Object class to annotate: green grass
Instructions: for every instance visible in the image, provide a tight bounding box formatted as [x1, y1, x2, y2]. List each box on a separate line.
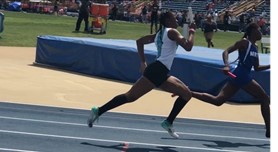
[0, 11, 247, 50]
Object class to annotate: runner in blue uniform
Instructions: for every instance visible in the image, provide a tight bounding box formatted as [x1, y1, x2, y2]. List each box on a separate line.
[191, 22, 270, 138]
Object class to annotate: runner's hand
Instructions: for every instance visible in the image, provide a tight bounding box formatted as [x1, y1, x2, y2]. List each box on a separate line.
[222, 66, 230, 75]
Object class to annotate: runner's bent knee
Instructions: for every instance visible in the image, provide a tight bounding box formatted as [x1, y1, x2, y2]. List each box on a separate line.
[215, 95, 226, 106]
[179, 86, 192, 101]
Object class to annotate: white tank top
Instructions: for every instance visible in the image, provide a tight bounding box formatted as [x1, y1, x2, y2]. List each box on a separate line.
[154, 27, 178, 70]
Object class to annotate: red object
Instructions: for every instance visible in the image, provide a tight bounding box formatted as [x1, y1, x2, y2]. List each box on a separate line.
[91, 4, 99, 16]
[99, 4, 109, 16]
[228, 71, 236, 78]
[91, 3, 109, 16]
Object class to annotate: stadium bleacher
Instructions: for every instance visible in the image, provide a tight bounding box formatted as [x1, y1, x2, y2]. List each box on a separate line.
[161, 0, 269, 18]
[160, 0, 270, 33]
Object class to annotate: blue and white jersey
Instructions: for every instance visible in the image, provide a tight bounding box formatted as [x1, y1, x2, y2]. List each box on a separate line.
[237, 41, 258, 71]
[154, 27, 178, 70]
[230, 41, 259, 87]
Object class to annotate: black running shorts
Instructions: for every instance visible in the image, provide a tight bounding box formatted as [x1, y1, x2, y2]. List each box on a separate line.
[143, 60, 170, 87]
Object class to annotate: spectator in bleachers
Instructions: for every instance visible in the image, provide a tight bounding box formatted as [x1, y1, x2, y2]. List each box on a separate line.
[194, 11, 202, 29]
[150, 0, 159, 34]
[182, 10, 188, 26]
[238, 13, 245, 33]
[265, 25, 270, 35]
[202, 14, 217, 48]
[111, 3, 118, 21]
[53, 0, 59, 16]
[245, 13, 252, 24]
[261, 9, 267, 18]
[117, 3, 125, 20]
[141, 5, 148, 23]
[176, 10, 183, 27]
[206, 2, 214, 13]
[257, 16, 266, 35]
[200, 13, 206, 30]
[248, 8, 256, 22]
[223, 11, 230, 31]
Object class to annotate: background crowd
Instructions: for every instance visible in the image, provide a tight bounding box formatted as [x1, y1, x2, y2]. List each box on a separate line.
[0, 0, 270, 35]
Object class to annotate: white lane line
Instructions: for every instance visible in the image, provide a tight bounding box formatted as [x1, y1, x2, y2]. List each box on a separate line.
[0, 116, 269, 141]
[0, 101, 265, 125]
[0, 105, 264, 131]
[0, 148, 39, 152]
[0, 129, 250, 152]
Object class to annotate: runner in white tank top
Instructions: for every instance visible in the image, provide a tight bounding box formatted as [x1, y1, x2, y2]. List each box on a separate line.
[155, 27, 178, 70]
[87, 11, 196, 139]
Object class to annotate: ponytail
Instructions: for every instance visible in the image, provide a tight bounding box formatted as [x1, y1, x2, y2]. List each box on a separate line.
[156, 11, 172, 54]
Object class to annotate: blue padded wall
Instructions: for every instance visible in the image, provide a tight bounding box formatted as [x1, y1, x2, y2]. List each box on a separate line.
[36, 35, 270, 103]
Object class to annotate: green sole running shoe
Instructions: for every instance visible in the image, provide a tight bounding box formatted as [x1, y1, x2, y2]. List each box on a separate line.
[161, 120, 179, 139]
[87, 107, 99, 128]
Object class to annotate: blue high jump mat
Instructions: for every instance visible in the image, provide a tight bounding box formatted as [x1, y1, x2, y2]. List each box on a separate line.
[35, 35, 270, 103]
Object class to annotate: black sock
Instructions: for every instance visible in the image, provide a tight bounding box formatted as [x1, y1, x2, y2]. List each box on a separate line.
[98, 94, 128, 116]
[166, 97, 189, 124]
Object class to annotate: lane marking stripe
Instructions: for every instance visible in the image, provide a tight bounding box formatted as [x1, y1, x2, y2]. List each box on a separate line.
[0, 116, 269, 141]
[0, 101, 264, 125]
[0, 148, 39, 152]
[0, 103, 265, 132]
[0, 129, 250, 152]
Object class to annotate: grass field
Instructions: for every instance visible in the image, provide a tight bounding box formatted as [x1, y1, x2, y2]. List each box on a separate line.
[0, 11, 258, 51]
